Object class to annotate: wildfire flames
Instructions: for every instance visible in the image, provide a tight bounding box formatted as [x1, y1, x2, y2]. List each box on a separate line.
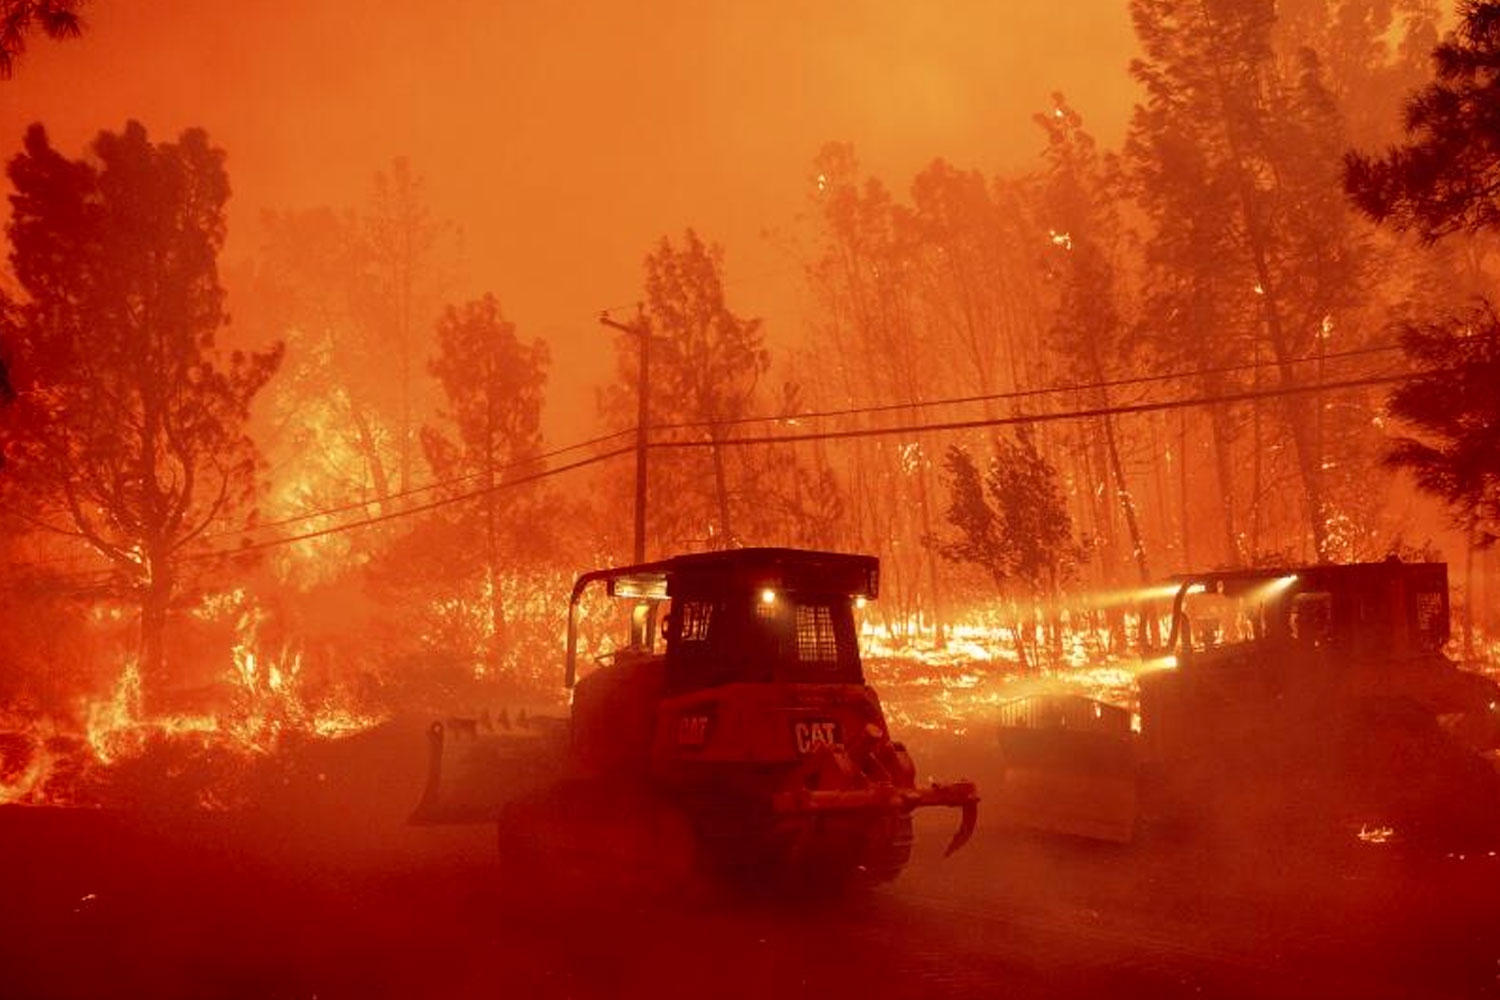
[4, 577, 1495, 813]
[862, 613, 1171, 736]
[0, 589, 386, 810]
[0, 586, 1152, 810]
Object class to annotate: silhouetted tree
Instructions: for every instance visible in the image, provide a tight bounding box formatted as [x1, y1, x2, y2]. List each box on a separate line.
[601, 230, 766, 552]
[1345, 2, 1500, 239]
[251, 206, 397, 523]
[0, 0, 82, 79]
[0, 0, 82, 441]
[366, 158, 442, 493]
[1382, 306, 1500, 546]
[0, 121, 281, 705]
[938, 436, 1078, 668]
[1346, 3, 1500, 659]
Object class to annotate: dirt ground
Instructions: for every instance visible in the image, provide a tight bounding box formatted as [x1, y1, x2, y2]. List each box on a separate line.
[2, 719, 1498, 1000]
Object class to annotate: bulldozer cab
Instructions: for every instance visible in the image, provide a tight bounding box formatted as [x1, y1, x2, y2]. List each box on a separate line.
[1164, 559, 1451, 665]
[566, 548, 879, 693]
[661, 590, 864, 693]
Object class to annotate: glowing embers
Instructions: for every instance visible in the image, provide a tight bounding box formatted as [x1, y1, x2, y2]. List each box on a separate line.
[0, 721, 62, 805]
[1356, 824, 1395, 845]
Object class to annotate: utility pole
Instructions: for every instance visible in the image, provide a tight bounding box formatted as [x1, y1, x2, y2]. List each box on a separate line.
[600, 305, 650, 565]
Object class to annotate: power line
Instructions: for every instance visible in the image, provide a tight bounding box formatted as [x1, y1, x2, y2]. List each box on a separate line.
[201, 426, 637, 540]
[53, 340, 1404, 551]
[179, 371, 1416, 559]
[0, 446, 636, 580]
[228, 341, 1399, 538]
[0, 426, 638, 567]
[644, 341, 1405, 433]
[0, 368, 1420, 574]
[180, 445, 637, 561]
[649, 371, 1412, 450]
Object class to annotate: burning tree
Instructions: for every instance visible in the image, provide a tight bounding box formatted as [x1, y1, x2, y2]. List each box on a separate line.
[0, 121, 282, 707]
[420, 293, 549, 669]
[366, 157, 443, 495]
[1126, 0, 1390, 565]
[806, 143, 963, 641]
[246, 161, 451, 582]
[1035, 94, 1154, 636]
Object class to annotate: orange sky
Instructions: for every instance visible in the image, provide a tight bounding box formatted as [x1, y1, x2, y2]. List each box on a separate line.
[1, 0, 1139, 440]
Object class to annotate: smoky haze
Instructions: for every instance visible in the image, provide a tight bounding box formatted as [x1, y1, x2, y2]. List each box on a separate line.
[0, 0, 1136, 440]
[9, 3, 1500, 998]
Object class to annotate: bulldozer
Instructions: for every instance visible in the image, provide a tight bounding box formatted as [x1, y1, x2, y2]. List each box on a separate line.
[994, 559, 1500, 846]
[412, 547, 978, 886]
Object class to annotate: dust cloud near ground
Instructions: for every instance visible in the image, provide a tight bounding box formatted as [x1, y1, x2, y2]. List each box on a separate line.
[2, 718, 1496, 1000]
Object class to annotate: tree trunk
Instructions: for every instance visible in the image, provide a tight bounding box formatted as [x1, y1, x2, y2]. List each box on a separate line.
[1010, 620, 1031, 674]
[709, 432, 734, 548]
[350, 403, 391, 505]
[1464, 530, 1476, 664]
[1179, 411, 1193, 569]
[1209, 403, 1242, 567]
[1102, 414, 1155, 648]
[139, 569, 172, 714]
[485, 478, 505, 672]
[913, 458, 947, 649]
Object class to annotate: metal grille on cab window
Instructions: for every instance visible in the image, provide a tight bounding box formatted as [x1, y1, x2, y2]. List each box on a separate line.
[795, 605, 839, 663]
[682, 602, 712, 641]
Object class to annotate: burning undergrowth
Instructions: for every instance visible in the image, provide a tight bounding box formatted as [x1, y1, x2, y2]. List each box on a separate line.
[6, 584, 1497, 816]
[859, 611, 1164, 737]
[0, 575, 626, 812]
[0, 588, 390, 811]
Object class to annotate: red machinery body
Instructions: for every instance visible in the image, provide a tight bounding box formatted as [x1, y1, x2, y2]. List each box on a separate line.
[415, 548, 977, 883]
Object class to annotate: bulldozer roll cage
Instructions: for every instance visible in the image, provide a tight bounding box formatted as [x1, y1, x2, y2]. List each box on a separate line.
[565, 548, 880, 688]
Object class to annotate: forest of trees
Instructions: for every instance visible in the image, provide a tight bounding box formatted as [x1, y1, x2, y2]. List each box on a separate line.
[3, 0, 1500, 713]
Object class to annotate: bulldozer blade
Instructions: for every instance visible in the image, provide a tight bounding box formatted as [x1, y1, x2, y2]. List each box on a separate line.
[995, 724, 1139, 843]
[990, 695, 1140, 843]
[409, 716, 567, 826]
[944, 798, 978, 857]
